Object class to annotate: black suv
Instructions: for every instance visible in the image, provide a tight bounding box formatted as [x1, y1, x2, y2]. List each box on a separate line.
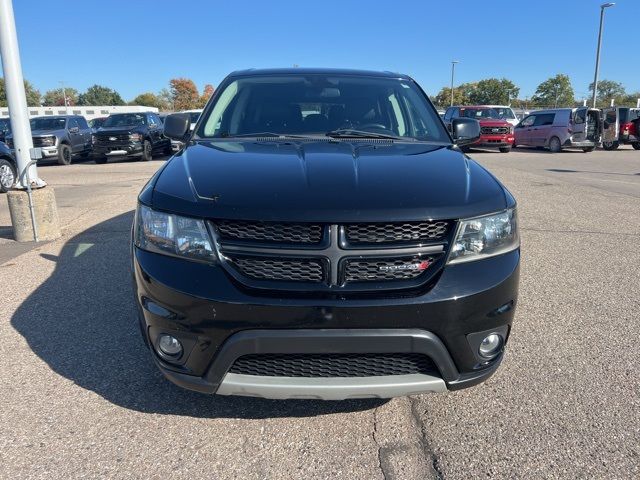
[132, 69, 520, 400]
[92, 112, 172, 164]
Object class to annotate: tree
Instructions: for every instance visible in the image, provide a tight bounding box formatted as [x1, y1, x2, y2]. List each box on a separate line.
[589, 79, 626, 107]
[0, 78, 41, 107]
[130, 92, 165, 109]
[77, 84, 125, 106]
[434, 82, 476, 107]
[532, 74, 575, 107]
[620, 91, 640, 107]
[199, 84, 215, 108]
[158, 88, 173, 111]
[169, 78, 200, 111]
[42, 87, 79, 106]
[468, 78, 519, 105]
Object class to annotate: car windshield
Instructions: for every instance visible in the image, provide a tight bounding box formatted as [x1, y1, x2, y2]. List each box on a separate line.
[0, 119, 10, 132]
[198, 74, 449, 142]
[91, 118, 106, 128]
[30, 118, 66, 130]
[459, 108, 515, 120]
[103, 114, 146, 127]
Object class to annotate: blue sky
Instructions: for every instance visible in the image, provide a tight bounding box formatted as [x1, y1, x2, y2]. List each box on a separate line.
[6, 0, 640, 101]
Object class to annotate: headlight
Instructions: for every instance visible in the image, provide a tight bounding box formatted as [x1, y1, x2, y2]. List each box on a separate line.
[134, 204, 216, 263]
[447, 208, 518, 264]
[129, 133, 141, 141]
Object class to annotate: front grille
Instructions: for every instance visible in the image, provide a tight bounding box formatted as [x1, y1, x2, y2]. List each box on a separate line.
[481, 126, 510, 135]
[343, 256, 436, 283]
[229, 353, 438, 377]
[345, 221, 449, 245]
[227, 256, 325, 283]
[217, 221, 323, 244]
[95, 133, 130, 143]
[32, 137, 55, 147]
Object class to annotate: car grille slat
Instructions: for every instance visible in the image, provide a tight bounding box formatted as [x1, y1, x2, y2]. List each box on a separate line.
[480, 126, 510, 135]
[217, 221, 323, 244]
[343, 256, 436, 283]
[227, 256, 324, 283]
[229, 353, 438, 377]
[345, 221, 449, 245]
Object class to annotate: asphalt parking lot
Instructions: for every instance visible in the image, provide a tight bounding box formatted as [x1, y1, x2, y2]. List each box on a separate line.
[1, 147, 639, 479]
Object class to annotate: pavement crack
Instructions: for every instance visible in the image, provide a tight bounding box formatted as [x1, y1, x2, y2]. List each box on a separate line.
[372, 405, 389, 480]
[408, 397, 444, 480]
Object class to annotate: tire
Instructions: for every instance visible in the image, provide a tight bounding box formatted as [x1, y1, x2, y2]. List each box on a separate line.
[58, 143, 72, 165]
[94, 156, 107, 165]
[0, 158, 16, 193]
[141, 140, 152, 161]
[632, 142, 640, 150]
[548, 136, 562, 153]
[582, 147, 595, 153]
[499, 146, 511, 153]
[602, 141, 619, 151]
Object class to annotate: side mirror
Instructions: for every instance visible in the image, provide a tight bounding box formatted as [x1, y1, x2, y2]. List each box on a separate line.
[451, 118, 481, 146]
[69, 126, 79, 134]
[163, 113, 190, 141]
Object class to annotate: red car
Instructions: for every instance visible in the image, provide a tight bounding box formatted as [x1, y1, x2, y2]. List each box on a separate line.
[602, 107, 640, 150]
[443, 106, 515, 153]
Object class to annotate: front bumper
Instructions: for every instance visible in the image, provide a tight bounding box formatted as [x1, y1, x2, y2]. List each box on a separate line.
[133, 247, 520, 399]
[93, 141, 143, 157]
[473, 134, 514, 149]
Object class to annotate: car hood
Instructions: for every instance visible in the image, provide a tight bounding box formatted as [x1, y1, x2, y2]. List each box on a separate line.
[477, 119, 512, 127]
[31, 129, 63, 137]
[96, 126, 140, 135]
[150, 140, 508, 222]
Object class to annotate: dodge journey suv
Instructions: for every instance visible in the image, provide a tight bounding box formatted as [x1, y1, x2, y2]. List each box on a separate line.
[132, 68, 520, 400]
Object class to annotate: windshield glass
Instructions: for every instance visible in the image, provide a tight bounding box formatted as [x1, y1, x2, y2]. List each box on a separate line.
[198, 74, 448, 142]
[459, 107, 515, 120]
[103, 114, 146, 127]
[0, 118, 10, 132]
[30, 118, 66, 130]
[91, 118, 106, 128]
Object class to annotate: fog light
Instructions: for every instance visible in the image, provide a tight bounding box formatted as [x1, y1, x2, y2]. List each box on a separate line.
[478, 333, 503, 358]
[158, 334, 183, 357]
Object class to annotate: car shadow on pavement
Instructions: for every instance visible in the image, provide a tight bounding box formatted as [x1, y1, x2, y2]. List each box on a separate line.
[11, 211, 385, 419]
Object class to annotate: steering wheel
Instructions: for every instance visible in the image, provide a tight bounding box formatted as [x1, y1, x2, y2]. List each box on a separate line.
[357, 123, 392, 132]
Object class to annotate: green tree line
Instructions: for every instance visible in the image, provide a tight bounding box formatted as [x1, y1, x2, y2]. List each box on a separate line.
[0, 78, 215, 111]
[433, 74, 640, 109]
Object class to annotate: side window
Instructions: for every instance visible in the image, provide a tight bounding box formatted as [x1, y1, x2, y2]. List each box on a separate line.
[605, 109, 617, 124]
[147, 115, 156, 127]
[76, 117, 89, 129]
[533, 114, 555, 126]
[451, 107, 459, 118]
[68, 118, 79, 130]
[520, 115, 535, 127]
[153, 114, 162, 126]
[573, 109, 586, 125]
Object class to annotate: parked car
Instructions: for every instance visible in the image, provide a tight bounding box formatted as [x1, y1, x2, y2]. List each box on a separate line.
[88, 117, 107, 133]
[0, 117, 11, 144]
[171, 109, 203, 152]
[92, 112, 172, 164]
[133, 68, 520, 400]
[513, 108, 601, 153]
[601, 107, 640, 150]
[6, 115, 93, 165]
[443, 106, 515, 152]
[0, 141, 17, 193]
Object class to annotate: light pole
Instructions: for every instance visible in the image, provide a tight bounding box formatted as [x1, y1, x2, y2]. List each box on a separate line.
[450, 60, 459, 107]
[59, 80, 68, 107]
[591, 2, 615, 108]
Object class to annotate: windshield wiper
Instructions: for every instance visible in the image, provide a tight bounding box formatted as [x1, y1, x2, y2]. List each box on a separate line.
[325, 129, 410, 140]
[219, 132, 313, 139]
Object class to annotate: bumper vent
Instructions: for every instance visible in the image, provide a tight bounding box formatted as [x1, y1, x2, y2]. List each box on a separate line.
[345, 221, 449, 245]
[217, 221, 323, 244]
[227, 256, 325, 283]
[229, 353, 438, 377]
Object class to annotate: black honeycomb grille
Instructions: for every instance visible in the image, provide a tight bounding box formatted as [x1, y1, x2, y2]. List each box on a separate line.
[344, 256, 436, 282]
[229, 353, 438, 377]
[345, 222, 450, 245]
[217, 221, 323, 244]
[227, 256, 324, 283]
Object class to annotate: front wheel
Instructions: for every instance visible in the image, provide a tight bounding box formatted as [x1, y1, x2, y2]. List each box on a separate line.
[0, 158, 16, 193]
[632, 142, 640, 150]
[548, 136, 562, 153]
[499, 146, 511, 153]
[58, 143, 72, 165]
[582, 147, 595, 153]
[602, 141, 619, 151]
[141, 140, 152, 161]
